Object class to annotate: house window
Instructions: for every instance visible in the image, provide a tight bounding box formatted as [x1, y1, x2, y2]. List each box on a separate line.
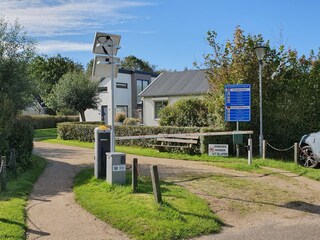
[154, 101, 168, 119]
[98, 86, 108, 92]
[116, 82, 128, 89]
[137, 79, 149, 104]
[116, 105, 128, 117]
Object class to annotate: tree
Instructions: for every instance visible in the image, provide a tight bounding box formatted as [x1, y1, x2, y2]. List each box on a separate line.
[48, 71, 99, 121]
[121, 55, 156, 73]
[199, 27, 320, 152]
[0, 17, 35, 153]
[29, 54, 83, 102]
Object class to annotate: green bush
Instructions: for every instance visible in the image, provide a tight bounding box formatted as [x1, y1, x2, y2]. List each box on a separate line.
[123, 118, 139, 125]
[8, 120, 34, 172]
[19, 115, 79, 129]
[115, 113, 126, 123]
[159, 98, 214, 127]
[57, 123, 236, 154]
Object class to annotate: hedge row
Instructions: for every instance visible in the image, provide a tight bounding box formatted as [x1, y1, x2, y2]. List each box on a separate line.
[57, 123, 236, 154]
[19, 115, 79, 129]
[0, 119, 34, 173]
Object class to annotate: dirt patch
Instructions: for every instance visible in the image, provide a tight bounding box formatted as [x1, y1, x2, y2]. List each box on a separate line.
[126, 154, 320, 239]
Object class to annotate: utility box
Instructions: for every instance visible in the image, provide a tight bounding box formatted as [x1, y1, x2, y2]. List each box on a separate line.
[94, 126, 111, 179]
[106, 152, 126, 185]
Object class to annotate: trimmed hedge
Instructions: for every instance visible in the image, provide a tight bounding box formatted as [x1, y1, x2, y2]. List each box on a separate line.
[57, 123, 237, 154]
[19, 115, 79, 129]
[0, 118, 34, 174]
[9, 120, 34, 172]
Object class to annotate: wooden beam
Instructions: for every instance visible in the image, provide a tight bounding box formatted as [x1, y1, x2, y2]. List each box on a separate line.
[150, 165, 162, 205]
[116, 130, 254, 141]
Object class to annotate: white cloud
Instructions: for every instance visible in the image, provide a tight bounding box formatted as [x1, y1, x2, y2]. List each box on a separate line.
[0, 0, 153, 36]
[36, 40, 92, 53]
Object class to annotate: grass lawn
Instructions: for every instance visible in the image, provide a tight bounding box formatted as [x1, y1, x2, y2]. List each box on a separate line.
[0, 155, 47, 240]
[34, 128, 57, 141]
[74, 168, 222, 240]
[34, 128, 320, 181]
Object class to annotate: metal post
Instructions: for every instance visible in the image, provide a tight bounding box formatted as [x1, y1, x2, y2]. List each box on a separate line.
[236, 122, 240, 158]
[259, 60, 263, 158]
[248, 137, 252, 165]
[110, 41, 115, 153]
[262, 139, 266, 159]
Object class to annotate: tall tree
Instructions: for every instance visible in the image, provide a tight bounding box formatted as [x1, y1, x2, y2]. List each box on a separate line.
[48, 71, 99, 121]
[0, 17, 35, 153]
[29, 54, 83, 102]
[199, 27, 320, 150]
[121, 55, 156, 73]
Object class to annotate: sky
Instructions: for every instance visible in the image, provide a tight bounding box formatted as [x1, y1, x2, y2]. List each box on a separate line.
[1, 0, 320, 71]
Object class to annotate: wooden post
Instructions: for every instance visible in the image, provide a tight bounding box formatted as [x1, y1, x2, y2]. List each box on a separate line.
[0, 156, 6, 191]
[248, 137, 252, 165]
[132, 158, 138, 193]
[262, 140, 266, 159]
[150, 165, 162, 204]
[294, 143, 299, 164]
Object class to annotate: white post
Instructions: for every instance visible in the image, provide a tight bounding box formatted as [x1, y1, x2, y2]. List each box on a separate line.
[262, 139, 266, 159]
[248, 137, 252, 165]
[236, 121, 240, 158]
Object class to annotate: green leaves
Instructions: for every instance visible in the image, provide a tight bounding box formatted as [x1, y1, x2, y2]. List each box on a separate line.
[48, 71, 99, 121]
[201, 26, 320, 152]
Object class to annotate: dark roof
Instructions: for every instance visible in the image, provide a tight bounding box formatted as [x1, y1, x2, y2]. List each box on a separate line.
[118, 68, 159, 77]
[139, 70, 208, 97]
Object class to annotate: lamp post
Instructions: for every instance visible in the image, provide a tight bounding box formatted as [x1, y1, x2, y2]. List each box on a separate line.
[254, 46, 267, 158]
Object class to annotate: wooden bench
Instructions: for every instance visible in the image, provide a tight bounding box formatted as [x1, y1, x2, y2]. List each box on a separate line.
[152, 135, 199, 153]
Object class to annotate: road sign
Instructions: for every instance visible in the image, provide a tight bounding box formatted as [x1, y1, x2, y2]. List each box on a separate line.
[208, 144, 229, 156]
[225, 84, 251, 122]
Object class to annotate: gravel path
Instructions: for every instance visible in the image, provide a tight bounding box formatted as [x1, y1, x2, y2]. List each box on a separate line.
[27, 142, 129, 240]
[27, 142, 320, 240]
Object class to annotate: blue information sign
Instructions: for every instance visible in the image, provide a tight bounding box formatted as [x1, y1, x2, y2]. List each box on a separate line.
[225, 84, 251, 122]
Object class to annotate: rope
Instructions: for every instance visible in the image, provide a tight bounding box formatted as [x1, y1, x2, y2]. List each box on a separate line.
[266, 141, 294, 152]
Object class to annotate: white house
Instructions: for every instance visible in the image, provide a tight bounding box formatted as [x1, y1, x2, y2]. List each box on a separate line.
[139, 70, 209, 126]
[84, 69, 158, 123]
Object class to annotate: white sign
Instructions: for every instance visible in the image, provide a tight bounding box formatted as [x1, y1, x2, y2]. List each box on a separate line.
[208, 144, 229, 156]
[112, 164, 126, 172]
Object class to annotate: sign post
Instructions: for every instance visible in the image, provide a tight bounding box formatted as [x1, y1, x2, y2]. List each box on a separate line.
[225, 84, 251, 122]
[225, 84, 251, 159]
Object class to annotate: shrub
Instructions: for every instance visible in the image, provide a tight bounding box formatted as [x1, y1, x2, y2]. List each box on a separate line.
[115, 113, 126, 123]
[159, 98, 214, 127]
[8, 120, 34, 172]
[19, 115, 79, 129]
[123, 118, 140, 125]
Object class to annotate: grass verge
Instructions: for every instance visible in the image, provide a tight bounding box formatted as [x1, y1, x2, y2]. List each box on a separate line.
[34, 128, 320, 181]
[74, 168, 221, 240]
[0, 155, 47, 240]
[34, 128, 57, 141]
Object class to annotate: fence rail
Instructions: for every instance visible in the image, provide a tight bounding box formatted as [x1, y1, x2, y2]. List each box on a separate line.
[263, 140, 299, 164]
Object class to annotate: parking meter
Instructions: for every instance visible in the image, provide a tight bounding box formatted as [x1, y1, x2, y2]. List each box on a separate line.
[94, 126, 111, 179]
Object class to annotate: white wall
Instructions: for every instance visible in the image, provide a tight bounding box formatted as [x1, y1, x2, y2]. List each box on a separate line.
[84, 73, 132, 123]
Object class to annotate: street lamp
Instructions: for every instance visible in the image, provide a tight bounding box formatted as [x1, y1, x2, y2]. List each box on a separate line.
[254, 46, 267, 158]
[92, 32, 121, 153]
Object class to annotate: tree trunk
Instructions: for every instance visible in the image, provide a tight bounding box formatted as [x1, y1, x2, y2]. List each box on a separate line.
[80, 110, 86, 122]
